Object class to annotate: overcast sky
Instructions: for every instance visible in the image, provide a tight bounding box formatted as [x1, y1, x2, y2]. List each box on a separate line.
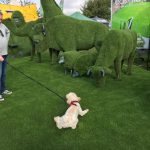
[56, 0, 87, 15]
[10, 0, 88, 15]
[36, 0, 87, 15]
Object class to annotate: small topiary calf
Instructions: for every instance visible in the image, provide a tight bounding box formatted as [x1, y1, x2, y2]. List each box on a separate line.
[61, 48, 98, 76]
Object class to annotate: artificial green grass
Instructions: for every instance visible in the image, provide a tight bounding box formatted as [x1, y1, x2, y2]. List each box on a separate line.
[112, 2, 150, 37]
[0, 53, 150, 150]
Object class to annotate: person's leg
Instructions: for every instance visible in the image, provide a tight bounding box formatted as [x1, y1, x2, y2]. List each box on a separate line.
[1, 55, 12, 95]
[1, 55, 7, 93]
[0, 61, 4, 101]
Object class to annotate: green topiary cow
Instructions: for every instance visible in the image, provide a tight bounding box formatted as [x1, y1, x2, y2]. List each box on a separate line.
[33, 15, 109, 64]
[61, 48, 98, 77]
[88, 29, 137, 86]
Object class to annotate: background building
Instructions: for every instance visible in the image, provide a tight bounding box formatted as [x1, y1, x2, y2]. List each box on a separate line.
[0, 3, 38, 22]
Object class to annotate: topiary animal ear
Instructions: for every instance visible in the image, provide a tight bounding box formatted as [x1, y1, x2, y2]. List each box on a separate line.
[33, 23, 42, 32]
[104, 67, 112, 74]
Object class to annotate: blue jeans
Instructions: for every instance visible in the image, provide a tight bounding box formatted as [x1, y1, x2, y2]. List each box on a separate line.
[0, 55, 7, 94]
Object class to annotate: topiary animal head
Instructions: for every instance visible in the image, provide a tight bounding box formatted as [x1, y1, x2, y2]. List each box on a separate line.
[33, 23, 45, 33]
[11, 11, 25, 27]
[32, 23, 46, 43]
[87, 66, 112, 86]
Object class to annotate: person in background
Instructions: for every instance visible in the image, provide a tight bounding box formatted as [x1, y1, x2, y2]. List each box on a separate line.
[0, 11, 12, 102]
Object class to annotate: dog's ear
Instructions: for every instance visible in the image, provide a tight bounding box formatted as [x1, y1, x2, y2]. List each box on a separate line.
[66, 99, 70, 104]
[66, 93, 71, 100]
[67, 97, 73, 104]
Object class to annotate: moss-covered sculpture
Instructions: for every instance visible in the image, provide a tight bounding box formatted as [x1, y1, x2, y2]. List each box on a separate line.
[33, 15, 108, 63]
[62, 48, 98, 76]
[9, 33, 33, 56]
[41, 0, 63, 20]
[3, 15, 33, 57]
[6, 0, 108, 64]
[5, 11, 44, 60]
[7, 0, 64, 62]
[11, 11, 26, 27]
[9, 0, 62, 32]
[88, 29, 137, 86]
[33, 0, 64, 62]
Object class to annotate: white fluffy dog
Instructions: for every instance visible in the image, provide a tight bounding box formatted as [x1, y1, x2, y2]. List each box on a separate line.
[54, 92, 89, 129]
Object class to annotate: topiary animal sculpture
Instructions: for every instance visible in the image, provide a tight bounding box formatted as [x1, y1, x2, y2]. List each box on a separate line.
[41, 0, 64, 20]
[11, 11, 26, 28]
[32, 15, 109, 64]
[61, 48, 98, 77]
[3, 12, 34, 57]
[88, 29, 137, 86]
[7, 13, 45, 61]
[9, 33, 33, 57]
[7, 0, 64, 62]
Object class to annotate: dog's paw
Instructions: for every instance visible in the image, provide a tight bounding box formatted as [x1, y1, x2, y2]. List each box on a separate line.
[86, 109, 89, 113]
[54, 116, 59, 122]
[71, 126, 77, 129]
[57, 125, 63, 129]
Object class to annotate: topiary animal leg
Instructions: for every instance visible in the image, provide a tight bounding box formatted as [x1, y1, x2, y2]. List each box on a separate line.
[65, 68, 67, 75]
[147, 50, 150, 70]
[127, 53, 135, 75]
[121, 60, 124, 70]
[114, 58, 122, 80]
[30, 44, 36, 61]
[49, 48, 53, 62]
[95, 41, 102, 52]
[37, 52, 42, 63]
[51, 49, 59, 64]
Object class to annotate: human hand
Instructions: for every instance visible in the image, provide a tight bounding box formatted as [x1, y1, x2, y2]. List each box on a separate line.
[0, 55, 4, 62]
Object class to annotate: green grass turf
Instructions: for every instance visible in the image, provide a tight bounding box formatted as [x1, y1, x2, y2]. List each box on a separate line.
[112, 2, 150, 37]
[0, 53, 150, 150]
